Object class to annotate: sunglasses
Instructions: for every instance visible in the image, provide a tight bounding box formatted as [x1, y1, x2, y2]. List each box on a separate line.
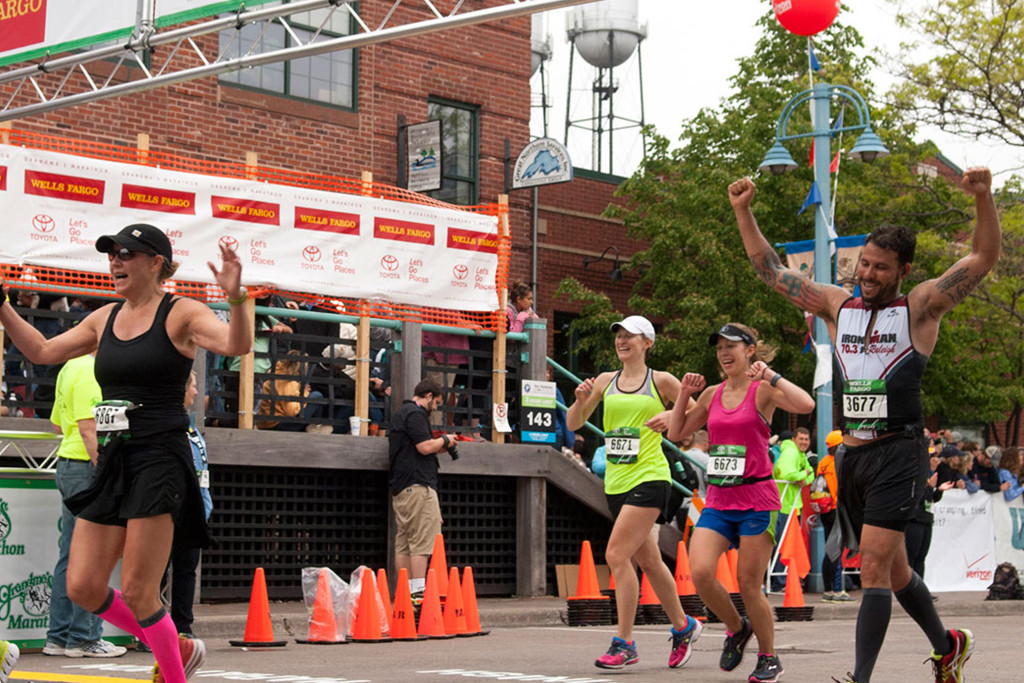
[107, 247, 154, 262]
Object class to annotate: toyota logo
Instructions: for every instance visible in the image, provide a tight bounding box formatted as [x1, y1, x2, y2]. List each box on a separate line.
[380, 254, 400, 271]
[218, 235, 239, 251]
[452, 263, 469, 280]
[32, 214, 55, 233]
[302, 245, 322, 262]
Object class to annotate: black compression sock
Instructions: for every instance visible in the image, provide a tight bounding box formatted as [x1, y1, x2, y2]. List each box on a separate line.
[894, 572, 950, 654]
[852, 588, 891, 683]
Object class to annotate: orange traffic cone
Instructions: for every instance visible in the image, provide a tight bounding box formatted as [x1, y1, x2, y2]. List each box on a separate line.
[428, 534, 449, 598]
[674, 541, 696, 596]
[229, 567, 287, 647]
[351, 567, 389, 642]
[608, 570, 616, 592]
[639, 571, 659, 605]
[783, 563, 805, 607]
[417, 568, 453, 639]
[376, 568, 393, 633]
[295, 568, 344, 644]
[461, 567, 488, 637]
[443, 567, 468, 636]
[569, 540, 607, 600]
[390, 569, 423, 641]
[716, 552, 739, 593]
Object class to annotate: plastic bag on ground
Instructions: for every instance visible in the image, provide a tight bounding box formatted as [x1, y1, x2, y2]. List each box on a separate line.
[300, 566, 350, 640]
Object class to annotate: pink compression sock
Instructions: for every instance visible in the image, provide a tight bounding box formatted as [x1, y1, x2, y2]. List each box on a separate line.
[140, 610, 184, 683]
[94, 588, 145, 640]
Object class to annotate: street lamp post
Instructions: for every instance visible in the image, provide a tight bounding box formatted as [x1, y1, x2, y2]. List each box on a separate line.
[759, 81, 889, 460]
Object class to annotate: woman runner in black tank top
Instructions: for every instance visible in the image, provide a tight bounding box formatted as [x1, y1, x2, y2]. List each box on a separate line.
[0, 223, 251, 683]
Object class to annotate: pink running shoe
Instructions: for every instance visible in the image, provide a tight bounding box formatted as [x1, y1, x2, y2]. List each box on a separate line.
[595, 637, 638, 669]
[668, 616, 703, 668]
[151, 635, 206, 683]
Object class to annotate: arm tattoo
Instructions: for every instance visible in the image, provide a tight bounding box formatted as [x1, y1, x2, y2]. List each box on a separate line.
[779, 272, 826, 311]
[750, 248, 782, 286]
[937, 267, 983, 305]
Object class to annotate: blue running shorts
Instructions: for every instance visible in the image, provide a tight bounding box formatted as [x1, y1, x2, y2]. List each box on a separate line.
[695, 507, 777, 548]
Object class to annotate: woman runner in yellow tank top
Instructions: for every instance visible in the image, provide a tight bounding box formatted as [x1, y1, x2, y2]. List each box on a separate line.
[567, 315, 702, 671]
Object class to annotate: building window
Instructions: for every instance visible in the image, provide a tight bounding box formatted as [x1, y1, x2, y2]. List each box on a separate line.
[219, 1, 355, 109]
[428, 99, 479, 205]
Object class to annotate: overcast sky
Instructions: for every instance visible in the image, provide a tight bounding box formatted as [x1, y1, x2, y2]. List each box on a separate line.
[528, 0, 1019, 186]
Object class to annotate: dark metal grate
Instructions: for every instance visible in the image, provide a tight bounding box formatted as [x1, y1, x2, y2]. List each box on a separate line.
[437, 475, 518, 596]
[203, 468, 521, 599]
[546, 485, 612, 591]
[202, 466, 390, 600]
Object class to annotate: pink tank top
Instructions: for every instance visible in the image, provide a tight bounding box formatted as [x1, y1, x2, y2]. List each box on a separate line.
[705, 381, 781, 512]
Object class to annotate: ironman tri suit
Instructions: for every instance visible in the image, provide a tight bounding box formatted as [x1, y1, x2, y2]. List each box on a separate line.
[602, 369, 672, 519]
[832, 295, 930, 534]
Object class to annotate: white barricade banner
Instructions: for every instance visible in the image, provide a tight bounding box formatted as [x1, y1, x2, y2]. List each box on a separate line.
[990, 491, 1024, 572]
[0, 145, 500, 311]
[924, 489, 996, 592]
[0, 475, 127, 646]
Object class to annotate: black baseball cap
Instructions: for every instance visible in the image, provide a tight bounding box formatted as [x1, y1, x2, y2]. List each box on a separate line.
[95, 224, 173, 264]
[708, 323, 756, 347]
[940, 444, 965, 459]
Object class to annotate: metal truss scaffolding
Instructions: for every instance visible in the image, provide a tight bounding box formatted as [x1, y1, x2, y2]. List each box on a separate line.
[0, 0, 593, 122]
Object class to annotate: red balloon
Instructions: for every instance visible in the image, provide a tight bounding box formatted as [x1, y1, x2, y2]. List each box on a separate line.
[773, 0, 841, 37]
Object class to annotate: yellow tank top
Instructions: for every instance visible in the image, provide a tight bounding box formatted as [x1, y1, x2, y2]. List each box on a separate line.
[602, 368, 670, 495]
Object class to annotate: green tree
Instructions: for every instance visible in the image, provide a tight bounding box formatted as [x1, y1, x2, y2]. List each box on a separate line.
[911, 187, 1024, 446]
[888, 0, 1024, 154]
[556, 11, 991, 432]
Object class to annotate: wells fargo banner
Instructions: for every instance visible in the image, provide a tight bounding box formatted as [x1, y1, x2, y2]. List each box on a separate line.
[0, 0, 278, 67]
[924, 489, 997, 592]
[0, 145, 501, 311]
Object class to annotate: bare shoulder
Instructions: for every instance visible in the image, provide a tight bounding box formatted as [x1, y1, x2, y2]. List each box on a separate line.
[652, 369, 681, 388]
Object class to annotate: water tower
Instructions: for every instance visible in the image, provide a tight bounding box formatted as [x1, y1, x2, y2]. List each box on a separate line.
[531, 12, 553, 137]
[564, 0, 647, 175]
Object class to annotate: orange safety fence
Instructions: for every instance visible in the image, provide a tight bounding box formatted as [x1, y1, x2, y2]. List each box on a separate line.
[0, 129, 510, 332]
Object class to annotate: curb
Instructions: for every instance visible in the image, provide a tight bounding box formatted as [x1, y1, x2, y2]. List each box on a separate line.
[191, 593, 1022, 638]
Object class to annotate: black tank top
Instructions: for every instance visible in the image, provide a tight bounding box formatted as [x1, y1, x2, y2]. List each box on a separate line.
[94, 293, 192, 439]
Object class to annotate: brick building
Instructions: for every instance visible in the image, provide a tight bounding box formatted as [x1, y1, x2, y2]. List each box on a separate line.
[2, 0, 636, 371]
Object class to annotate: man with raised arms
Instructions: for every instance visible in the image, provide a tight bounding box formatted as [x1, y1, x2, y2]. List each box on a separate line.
[727, 167, 1000, 683]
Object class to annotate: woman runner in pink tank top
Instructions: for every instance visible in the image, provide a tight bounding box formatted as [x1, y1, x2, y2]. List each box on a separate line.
[668, 323, 813, 683]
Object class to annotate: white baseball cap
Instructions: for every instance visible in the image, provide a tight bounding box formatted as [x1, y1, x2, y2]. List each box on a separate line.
[610, 315, 655, 341]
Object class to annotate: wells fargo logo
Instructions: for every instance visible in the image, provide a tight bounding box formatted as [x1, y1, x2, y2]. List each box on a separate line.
[0, 0, 46, 55]
[0, 572, 52, 629]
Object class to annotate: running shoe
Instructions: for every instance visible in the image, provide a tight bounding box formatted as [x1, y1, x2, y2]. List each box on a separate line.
[65, 640, 127, 658]
[41, 641, 66, 656]
[151, 635, 207, 683]
[1, 641, 19, 683]
[720, 616, 754, 671]
[831, 675, 857, 682]
[831, 591, 855, 603]
[595, 637, 639, 669]
[668, 616, 703, 668]
[748, 653, 783, 682]
[821, 591, 835, 602]
[929, 628, 973, 683]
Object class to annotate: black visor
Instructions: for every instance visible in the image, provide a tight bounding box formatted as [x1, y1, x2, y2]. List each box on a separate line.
[708, 324, 756, 347]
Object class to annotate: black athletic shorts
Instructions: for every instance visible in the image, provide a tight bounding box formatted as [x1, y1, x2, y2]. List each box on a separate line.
[76, 433, 190, 526]
[839, 429, 929, 535]
[606, 480, 672, 524]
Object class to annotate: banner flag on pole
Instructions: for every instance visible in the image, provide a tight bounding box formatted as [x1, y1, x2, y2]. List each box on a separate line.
[797, 182, 821, 216]
[829, 151, 840, 174]
[808, 40, 822, 73]
[831, 109, 844, 135]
